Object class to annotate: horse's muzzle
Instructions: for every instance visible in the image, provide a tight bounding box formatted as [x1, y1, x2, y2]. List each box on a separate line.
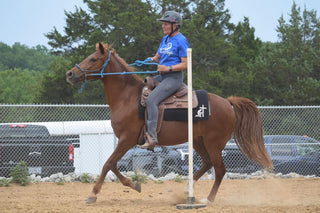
[66, 70, 79, 85]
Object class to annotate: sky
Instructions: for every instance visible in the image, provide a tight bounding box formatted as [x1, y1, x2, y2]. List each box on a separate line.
[0, 0, 319, 48]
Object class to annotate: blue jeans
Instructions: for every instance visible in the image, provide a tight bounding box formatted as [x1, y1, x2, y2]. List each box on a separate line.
[146, 73, 183, 141]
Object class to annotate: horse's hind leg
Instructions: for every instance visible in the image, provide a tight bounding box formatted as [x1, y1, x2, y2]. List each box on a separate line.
[184, 137, 212, 193]
[205, 146, 226, 203]
[193, 137, 212, 181]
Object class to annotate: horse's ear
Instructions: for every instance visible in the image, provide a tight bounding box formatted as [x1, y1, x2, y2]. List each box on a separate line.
[96, 43, 105, 54]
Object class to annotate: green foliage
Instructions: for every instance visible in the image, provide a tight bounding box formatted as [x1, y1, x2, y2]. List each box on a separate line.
[0, 42, 56, 71]
[9, 161, 30, 186]
[0, 0, 319, 105]
[260, 107, 320, 140]
[0, 42, 56, 104]
[56, 179, 65, 185]
[174, 175, 184, 183]
[79, 173, 95, 183]
[0, 69, 42, 103]
[279, 113, 307, 135]
[35, 57, 76, 104]
[0, 178, 10, 187]
[230, 17, 262, 62]
[153, 180, 164, 184]
[130, 171, 148, 183]
[251, 3, 320, 105]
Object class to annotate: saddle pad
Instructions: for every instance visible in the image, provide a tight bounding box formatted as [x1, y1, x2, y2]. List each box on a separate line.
[139, 90, 209, 121]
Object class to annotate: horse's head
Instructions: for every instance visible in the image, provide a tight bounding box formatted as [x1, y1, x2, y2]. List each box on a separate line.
[66, 43, 111, 85]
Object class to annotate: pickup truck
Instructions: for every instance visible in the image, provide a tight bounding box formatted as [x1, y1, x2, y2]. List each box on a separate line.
[222, 135, 320, 176]
[0, 124, 77, 177]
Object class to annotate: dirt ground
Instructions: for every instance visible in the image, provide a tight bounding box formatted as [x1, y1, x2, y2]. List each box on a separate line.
[0, 178, 319, 213]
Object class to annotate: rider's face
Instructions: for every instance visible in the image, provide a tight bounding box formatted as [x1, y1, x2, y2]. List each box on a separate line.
[162, 22, 177, 35]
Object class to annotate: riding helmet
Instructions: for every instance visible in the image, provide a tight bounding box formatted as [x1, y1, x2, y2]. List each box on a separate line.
[159, 11, 182, 27]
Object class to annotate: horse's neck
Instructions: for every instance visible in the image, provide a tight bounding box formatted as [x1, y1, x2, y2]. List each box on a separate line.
[103, 77, 141, 107]
[102, 60, 142, 112]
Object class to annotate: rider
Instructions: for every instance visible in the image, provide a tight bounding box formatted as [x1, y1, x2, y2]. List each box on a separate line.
[140, 11, 190, 150]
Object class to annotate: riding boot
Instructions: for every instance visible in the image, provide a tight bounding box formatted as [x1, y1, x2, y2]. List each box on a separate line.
[140, 121, 158, 151]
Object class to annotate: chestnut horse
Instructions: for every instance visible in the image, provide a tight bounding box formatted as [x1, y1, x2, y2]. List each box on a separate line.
[66, 43, 273, 204]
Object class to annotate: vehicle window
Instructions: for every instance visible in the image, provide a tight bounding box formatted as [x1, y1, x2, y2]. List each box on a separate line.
[270, 137, 293, 156]
[0, 125, 50, 138]
[295, 137, 320, 156]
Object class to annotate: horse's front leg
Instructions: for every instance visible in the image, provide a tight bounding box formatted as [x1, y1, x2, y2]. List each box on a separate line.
[87, 142, 133, 204]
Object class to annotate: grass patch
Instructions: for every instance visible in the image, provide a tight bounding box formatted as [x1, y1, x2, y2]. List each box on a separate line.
[0, 178, 10, 187]
[174, 175, 185, 183]
[79, 173, 95, 183]
[56, 179, 65, 185]
[130, 171, 148, 184]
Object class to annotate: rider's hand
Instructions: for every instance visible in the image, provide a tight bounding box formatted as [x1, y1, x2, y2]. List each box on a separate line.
[157, 65, 170, 74]
[144, 57, 152, 63]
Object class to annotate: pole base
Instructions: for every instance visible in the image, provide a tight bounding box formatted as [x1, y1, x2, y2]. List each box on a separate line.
[176, 197, 206, 210]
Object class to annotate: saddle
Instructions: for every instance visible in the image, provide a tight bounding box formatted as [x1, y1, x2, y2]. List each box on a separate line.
[138, 76, 198, 145]
[141, 76, 198, 110]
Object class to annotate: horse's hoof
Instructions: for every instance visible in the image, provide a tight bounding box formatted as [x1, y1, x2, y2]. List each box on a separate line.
[135, 182, 141, 193]
[200, 198, 213, 205]
[86, 196, 97, 204]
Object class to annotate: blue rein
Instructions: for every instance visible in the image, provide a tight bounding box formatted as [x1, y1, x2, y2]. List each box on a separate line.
[76, 51, 158, 93]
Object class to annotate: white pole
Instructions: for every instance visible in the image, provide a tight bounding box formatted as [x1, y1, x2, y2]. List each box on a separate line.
[187, 48, 193, 200]
[176, 48, 206, 209]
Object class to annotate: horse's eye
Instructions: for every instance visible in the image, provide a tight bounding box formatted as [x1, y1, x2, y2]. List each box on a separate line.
[90, 58, 97, 62]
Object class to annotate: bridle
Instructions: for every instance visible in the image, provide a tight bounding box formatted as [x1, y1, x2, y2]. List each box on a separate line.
[75, 50, 112, 79]
[74, 50, 158, 93]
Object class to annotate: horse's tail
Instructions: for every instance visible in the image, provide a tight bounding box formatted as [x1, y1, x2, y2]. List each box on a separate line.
[227, 96, 273, 169]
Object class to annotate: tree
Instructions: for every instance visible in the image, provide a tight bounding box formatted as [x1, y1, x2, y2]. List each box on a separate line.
[0, 69, 42, 103]
[0, 42, 56, 72]
[35, 57, 76, 104]
[44, 0, 163, 103]
[251, 2, 320, 105]
[44, 0, 265, 103]
[46, 0, 159, 60]
[230, 17, 262, 62]
[181, 0, 259, 98]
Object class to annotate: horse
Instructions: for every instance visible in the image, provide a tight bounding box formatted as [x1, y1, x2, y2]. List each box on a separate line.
[66, 42, 273, 204]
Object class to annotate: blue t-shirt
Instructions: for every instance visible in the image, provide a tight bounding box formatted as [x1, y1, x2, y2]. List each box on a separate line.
[157, 33, 189, 67]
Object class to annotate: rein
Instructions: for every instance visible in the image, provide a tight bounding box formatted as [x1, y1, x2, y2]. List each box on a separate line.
[76, 51, 158, 93]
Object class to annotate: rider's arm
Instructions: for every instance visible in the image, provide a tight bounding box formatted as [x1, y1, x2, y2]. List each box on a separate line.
[158, 57, 187, 73]
[151, 53, 160, 63]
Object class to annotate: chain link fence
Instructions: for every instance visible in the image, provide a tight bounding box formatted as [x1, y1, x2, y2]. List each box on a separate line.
[0, 104, 319, 178]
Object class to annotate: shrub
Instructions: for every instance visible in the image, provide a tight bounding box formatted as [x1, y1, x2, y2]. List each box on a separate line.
[174, 175, 185, 183]
[0, 178, 10, 187]
[56, 179, 65, 185]
[130, 171, 148, 184]
[9, 161, 30, 186]
[80, 173, 95, 183]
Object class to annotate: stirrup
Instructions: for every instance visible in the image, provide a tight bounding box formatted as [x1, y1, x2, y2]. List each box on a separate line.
[139, 132, 157, 152]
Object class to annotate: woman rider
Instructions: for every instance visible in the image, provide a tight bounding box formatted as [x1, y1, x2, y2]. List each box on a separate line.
[140, 11, 190, 150]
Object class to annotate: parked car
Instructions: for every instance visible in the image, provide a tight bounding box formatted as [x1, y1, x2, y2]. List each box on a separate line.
[222, 140, 261, 173]
[0, 124, 77, 177]
[222, 135, 320, 176]
[118, 143, 202, 177]
[265, 135, 320, 176]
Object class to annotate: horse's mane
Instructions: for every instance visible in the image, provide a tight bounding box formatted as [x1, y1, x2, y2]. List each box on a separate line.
[109, 48, 143, 85]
